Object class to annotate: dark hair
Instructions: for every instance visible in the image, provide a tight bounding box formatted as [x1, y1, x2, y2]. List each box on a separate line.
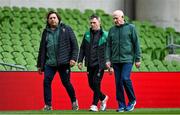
[46, 11, 61, 26]
[89, 14, 101, 21]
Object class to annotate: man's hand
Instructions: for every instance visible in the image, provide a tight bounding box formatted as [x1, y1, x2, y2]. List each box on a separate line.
[106, 61, 111, 69]
[108, 67, 114, 75]
[70, 60, 76, 67]
[38, 68, 43, 75]
[135, 61, 141, 68]
[78, 63, 83, 70]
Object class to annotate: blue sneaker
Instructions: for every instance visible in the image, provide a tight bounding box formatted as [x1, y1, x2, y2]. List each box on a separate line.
[116, 107, 125, 112]
[126, 101, 136, 112]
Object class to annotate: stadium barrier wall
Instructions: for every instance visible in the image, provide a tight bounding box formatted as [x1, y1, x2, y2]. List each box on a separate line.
[0, 72, 180, 110]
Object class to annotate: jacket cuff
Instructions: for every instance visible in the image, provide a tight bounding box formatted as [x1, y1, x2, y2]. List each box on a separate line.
[135, 58, 140, 62]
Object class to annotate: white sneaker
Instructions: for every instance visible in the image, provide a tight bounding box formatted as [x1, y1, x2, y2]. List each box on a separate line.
[89, 105, 98, 112]
[100, 95, 109, 111]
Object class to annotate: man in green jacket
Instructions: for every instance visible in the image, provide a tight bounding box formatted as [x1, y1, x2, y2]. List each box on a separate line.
[37, 11, 79, 111]
[106, 10, 141, 112]
[78, 14, 108, 112]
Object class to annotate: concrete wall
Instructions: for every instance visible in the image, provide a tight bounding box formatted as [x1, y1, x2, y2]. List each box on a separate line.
[0, 0, 124, 14]
[136, 0, 180, 31]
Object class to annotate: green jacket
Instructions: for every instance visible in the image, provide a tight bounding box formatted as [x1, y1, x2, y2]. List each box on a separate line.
[106, 23, 141, 63]
[78, 29, 108, 69]
[45, 25, 60, 66]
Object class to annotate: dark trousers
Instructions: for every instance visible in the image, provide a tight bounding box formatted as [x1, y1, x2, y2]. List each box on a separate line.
[44, 64, 76, 106]
[113, 63, 136, 107]
[87, 65, 106, 106]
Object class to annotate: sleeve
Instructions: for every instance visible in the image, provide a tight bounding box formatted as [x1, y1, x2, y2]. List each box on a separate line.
[77, 34, 86, 63]
[37, 30, 46, 68]
[105, 29, 112, 62]
[131, 25, 141, 62]
[68, 26, 79, 61]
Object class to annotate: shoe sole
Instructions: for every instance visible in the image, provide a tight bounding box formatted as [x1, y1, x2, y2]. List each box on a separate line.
[89, 110, 98, 112]
[72, 106, 79, 111]
[116, 109, 124, 112]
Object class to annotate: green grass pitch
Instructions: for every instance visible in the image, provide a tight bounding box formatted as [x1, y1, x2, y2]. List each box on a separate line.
[0, 108, 180, 115]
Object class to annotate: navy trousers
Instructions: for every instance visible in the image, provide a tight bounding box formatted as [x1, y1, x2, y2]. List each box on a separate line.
[113, 63, 136, 108]
[44, 64, 76, 106]
[87, 65, 106, 105]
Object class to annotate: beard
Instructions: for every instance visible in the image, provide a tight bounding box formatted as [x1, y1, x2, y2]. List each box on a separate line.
[50, 22, 58, 28]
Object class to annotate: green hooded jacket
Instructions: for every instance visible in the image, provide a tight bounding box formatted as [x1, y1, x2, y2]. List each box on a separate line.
[106, 23, 141, 63]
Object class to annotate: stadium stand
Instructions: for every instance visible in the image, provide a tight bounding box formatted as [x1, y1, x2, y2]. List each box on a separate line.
[0, 6, 180, 71]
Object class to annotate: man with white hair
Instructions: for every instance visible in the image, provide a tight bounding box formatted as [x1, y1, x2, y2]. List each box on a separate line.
[106, 10, 141, 112]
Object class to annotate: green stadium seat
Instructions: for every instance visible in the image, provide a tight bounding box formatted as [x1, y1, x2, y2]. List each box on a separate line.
[1, 28, 11, 34]
[21, 39, 32, 46]
[2, 45, 14, 52]
[166, 65, 177, 72]
[142, 53, 151, 60]
[12, 6, 20, 12]
[23, 46, 35, 53]
[153, 59, 164, 67]
[171, 60, 180, 67]
[11, 39, 22, 46]
[157, 65, 168, 72]
[33, 45, 39, 52]
[39, 7, 47, 13]
[1, 39, 12, 45]
[166, 27, 175, 34]
[31, 33, 40, 40]
[30, 7, 38, 13]
[3, 6, 11, 11]
[11, 28, 21, 34]
[13, 45, 24, 52]
[26, 65, 37, 71]
[12, 52, 24, 58]
[21, 7, 29, 12]
[45, 7, 54, 11]
[0, 47, 3, 52]
[147, 65, 158, 72]
[0, 65, 6, 71]
[144, 60, 154, 67]
[0, 53, 2, 59]
[31, 39, 39, 47]
[30, 28, 40, 34]
[138, 63, 149, 71]
[162, 60, 172, 66]
[15, 57, 27, 65]
[3, 58, 16, 64]
[10, 34, 20, 40]
[23, 52, 34, 59]
[2, 52, 14, 59]
[0, 33, 10, 39]
[175, 65, 180, 71]
[84, 9, 94, 16]
[33, 52, 38, 60]
[25, 58, 36, 65]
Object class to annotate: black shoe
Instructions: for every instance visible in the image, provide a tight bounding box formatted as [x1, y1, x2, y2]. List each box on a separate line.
[43, 105, 52, 111]
[72, 100, 79, 110]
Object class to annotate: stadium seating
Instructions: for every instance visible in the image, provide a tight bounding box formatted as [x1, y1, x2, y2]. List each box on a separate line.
[0, 6, 180, 71]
